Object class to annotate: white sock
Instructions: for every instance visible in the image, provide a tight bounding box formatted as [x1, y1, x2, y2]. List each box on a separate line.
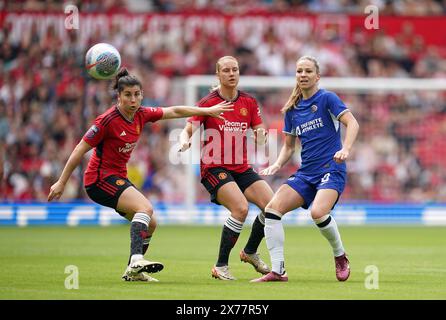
[264, 209, 285, 275]
[314, 215, 345, 257]
[132, 212, 151, 226]
[225, 216, 244, 233]
[258, 211, 265, 225]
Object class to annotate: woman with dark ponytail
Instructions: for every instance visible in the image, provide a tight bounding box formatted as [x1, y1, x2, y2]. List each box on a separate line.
[48, 68, 233, 282]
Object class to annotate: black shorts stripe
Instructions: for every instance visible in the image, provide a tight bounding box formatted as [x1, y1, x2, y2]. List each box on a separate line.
[103, 180, 118, 191]
[100, 183, 117, 194]
[85, 175, 134, 216]
[207, 174, 219, 187]
[97, 184, 115, 195]
[201, 167, 262, 206]
[202, 172, 210, 185]
[97, 181, 117, 194]
[209, 172, 221, 187]
[97, 180, 118, 191]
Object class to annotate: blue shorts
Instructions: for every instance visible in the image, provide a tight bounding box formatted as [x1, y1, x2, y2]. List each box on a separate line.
[286, 170, 346, 209]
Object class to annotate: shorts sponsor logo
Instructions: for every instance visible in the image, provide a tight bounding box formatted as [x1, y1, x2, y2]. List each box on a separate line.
[116, 179, 125, 186]
[218, 172, 228, 180]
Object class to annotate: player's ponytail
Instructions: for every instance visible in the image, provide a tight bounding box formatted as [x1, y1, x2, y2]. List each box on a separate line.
[281, 84, 302, 113]
[113, 67, 142, 93]
[281, 56, 320, 114]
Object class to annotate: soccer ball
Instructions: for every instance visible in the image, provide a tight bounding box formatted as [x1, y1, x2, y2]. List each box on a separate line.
[85, 43, 121, 80]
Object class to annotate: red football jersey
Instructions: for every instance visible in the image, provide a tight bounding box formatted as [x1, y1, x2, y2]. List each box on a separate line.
[188, 90, 263, 176]
[82, 105, 163, 186]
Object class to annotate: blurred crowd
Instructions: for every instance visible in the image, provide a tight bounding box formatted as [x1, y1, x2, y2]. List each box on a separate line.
[1, 7, 446, 203]
[3, 0, 446, 15]
[263, 91, 446, 203]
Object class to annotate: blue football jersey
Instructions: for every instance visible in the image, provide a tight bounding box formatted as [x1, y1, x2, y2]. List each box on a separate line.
[283, 89, 349, 174]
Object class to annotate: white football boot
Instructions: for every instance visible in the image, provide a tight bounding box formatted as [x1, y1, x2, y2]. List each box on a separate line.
[126, 259, 164, 277]
[240, 250, 271, 275]
[211, 265, 236, 280]
[122, 267, 159, 282]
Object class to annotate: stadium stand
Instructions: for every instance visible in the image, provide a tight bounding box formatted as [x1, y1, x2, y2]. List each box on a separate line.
[1, 1, 445, 203]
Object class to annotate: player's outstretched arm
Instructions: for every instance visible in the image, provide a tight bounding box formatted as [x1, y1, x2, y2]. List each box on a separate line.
[260, 134, 296, 175]
[161, 101, 233, 120]
[47, 140, 92, 202]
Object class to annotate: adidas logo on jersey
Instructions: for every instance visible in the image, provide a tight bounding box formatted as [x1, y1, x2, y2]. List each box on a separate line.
[120, 131, 126, 136]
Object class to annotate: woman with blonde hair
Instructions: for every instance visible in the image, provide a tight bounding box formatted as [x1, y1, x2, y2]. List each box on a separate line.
[180, 56, 274, 280]
[252, 56, 360, 282]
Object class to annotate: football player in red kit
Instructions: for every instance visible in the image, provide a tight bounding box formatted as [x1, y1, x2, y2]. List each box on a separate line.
[48, 68, 233, 282]
[179, 56, 274, 280]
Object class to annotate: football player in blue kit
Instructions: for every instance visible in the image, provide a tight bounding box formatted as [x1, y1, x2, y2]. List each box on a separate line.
[252, 56, 359, 282]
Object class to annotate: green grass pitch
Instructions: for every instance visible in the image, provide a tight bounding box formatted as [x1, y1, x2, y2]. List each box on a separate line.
[0, 225, 445, 300]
